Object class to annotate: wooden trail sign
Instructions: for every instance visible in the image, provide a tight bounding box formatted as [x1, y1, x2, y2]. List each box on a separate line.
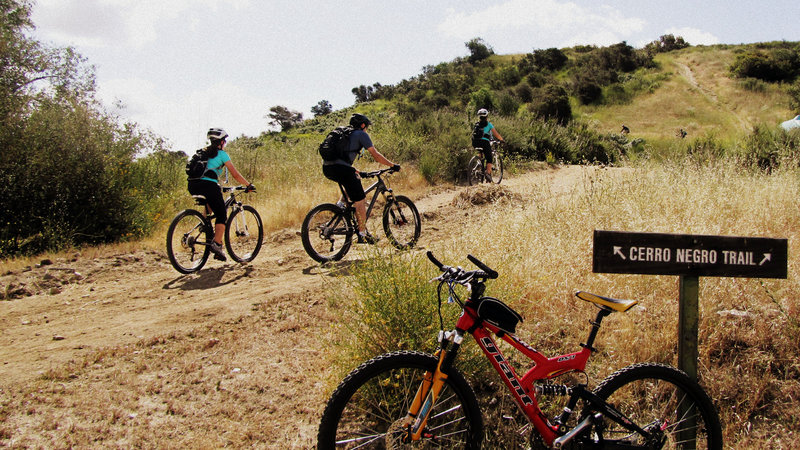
[593, 230, 787, 279]
[592, 230, 788, 382]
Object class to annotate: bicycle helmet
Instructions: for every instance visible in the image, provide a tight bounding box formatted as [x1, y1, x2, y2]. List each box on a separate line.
[207, 127, 229, 142]
[477, 108, 489, 118]
[349, 113, 372, 128]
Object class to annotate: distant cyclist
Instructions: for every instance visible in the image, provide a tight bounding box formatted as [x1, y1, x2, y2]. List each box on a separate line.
[322, 113, 400, 244]
[471, 108, 504, 182]
[187, 128, 255, 261]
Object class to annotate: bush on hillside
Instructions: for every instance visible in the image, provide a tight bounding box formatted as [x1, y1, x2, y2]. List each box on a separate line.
[644, 34, 690, 54]
[0, 0, 166, 257]
[572, 75, 604, 105]
[735, 124, 800, 172]
[788, 80, 800, 110]
[466, 38, 494, 64]
[527, 85, 572, 125]
[519, 48, 568, 74]
[729, 46, 800, 82]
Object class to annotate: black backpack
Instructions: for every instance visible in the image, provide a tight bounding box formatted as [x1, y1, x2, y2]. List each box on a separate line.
[185, 148, 215, 180]
[319, 126, 354, 162]
[471, 121, 486, 147]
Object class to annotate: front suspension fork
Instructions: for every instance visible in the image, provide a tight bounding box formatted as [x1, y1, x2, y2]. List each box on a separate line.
[403, 329, 463, 442]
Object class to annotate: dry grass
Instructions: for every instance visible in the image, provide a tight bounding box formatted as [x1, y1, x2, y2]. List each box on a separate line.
[421, 161, 800, 446]
[578, 47, 794, 143]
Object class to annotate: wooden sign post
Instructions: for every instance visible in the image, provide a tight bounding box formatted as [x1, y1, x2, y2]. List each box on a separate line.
[592, 230, 788, 380]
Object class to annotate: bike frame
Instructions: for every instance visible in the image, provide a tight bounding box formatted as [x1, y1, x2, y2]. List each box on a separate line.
[337, 170, 397, 225]
[474, 140, 501, 163]
[404, 289, 649, 447]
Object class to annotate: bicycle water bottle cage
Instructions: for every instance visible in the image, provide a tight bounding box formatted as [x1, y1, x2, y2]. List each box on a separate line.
[476, 297, 523, 335]
[192, 195, 207, 206]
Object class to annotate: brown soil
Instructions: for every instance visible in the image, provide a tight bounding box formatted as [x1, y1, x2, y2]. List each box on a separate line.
[0, 165, 589, 448]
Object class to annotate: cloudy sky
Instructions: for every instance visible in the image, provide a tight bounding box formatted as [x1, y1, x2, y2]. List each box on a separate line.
[31, 0, 800, 152]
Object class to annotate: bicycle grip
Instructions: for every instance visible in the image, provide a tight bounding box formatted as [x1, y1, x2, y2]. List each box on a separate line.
[426, 251, 444, 269]
[467, 254, 498, 279]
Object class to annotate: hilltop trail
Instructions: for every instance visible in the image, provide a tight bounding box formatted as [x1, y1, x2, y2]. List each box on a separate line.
[0, 164, 602, 446]
[674, 60, 750, 131]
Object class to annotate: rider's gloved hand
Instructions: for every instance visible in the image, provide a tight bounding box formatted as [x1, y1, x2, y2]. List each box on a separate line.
[391, 164, 401, 172]
[245, 183, 256, 193]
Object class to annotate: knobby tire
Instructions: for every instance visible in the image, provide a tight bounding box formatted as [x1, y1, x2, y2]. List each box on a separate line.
[166, 209, 212, 274]
[225, 205, 263, 263]
[382, 196, 421, 250]
[317, 351, 483, 449]
[589, 363, 723, 449]
[301, 203, 353, 263]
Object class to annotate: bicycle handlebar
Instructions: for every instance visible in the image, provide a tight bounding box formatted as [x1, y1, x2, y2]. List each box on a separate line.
[221, 185, 250, 193]
[426, 251, 498, 281]
[359, 167, 398, 179]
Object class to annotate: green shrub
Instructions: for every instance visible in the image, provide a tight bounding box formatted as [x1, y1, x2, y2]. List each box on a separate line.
[528, 85, 572, 125]
[729, 46, 800, 82]
[330, 252, 488, 376]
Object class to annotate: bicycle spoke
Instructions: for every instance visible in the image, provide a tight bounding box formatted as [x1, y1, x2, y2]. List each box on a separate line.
[302, 204, 353, 263]
[226, 205, 262, 263]
[167, 210, 211, 273]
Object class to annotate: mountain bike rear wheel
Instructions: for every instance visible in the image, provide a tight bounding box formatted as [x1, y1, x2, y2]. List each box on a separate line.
[467, 155, 485, 186]
[589, 363, 722, 449]
[318, 351, 483, 449]
[382, 195, 420, 250]
[166, 209, 212, 274]
[301, 203, 354, 263]
[225, 205, 263, 263]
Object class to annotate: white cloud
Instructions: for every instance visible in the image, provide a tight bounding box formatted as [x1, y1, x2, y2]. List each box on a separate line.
[98, 77, 269, 152]
[33, 0, 251, 49]
[438, 0, 646, 50]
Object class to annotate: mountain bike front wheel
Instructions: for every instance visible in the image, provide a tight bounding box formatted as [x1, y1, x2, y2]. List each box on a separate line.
[301, 203, 354, 263]
[467, 155, 485, 186]
[317, 351, 483, 449]
[382, 195, 421, 250]
[589, 363, 723, 450]
[225, 205, 263, 263]
[490, 153, 503, 184]
[166, 209, 212, 274]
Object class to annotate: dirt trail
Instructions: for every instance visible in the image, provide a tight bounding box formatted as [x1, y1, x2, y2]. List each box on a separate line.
[675, 61, 750, 131]
[0, 165, 596, 446]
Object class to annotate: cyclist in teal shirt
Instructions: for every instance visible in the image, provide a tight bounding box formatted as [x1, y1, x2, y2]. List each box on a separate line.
[473, 109, 504, 181]
[187, 128, 255, 261]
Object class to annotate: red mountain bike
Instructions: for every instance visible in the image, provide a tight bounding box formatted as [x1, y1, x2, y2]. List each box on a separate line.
[317, 252, 722, 449]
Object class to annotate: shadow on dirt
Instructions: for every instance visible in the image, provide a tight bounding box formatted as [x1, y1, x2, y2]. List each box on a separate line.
[162, 264, 255, 291]
[301, 259, 368, 277]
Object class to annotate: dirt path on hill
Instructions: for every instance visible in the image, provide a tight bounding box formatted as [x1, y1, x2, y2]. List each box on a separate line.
[0, 165, 598, 447]
[675, 61, 750, 131]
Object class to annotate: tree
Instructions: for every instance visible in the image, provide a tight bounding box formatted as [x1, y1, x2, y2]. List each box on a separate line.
[311, 99, 333, 117]
[466, 38, 494, 63]
[266, 105, 303, 131]
[528, 85, 571, 125]
[0, 0, 170, 256]
[645, 34, 689, 54]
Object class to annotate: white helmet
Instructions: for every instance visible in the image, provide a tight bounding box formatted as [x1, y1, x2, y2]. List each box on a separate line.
[207, 127, 228, 142]
[477, 108, 489, 117]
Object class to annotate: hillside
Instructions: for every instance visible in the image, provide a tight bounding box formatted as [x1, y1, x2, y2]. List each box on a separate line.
[576, 46, 794, 140]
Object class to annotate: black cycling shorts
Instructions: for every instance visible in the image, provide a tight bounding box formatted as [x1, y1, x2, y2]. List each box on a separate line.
[322, 164, 366, 202]
[476, 140, 494, 164]
[188, 179, 227, 225]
